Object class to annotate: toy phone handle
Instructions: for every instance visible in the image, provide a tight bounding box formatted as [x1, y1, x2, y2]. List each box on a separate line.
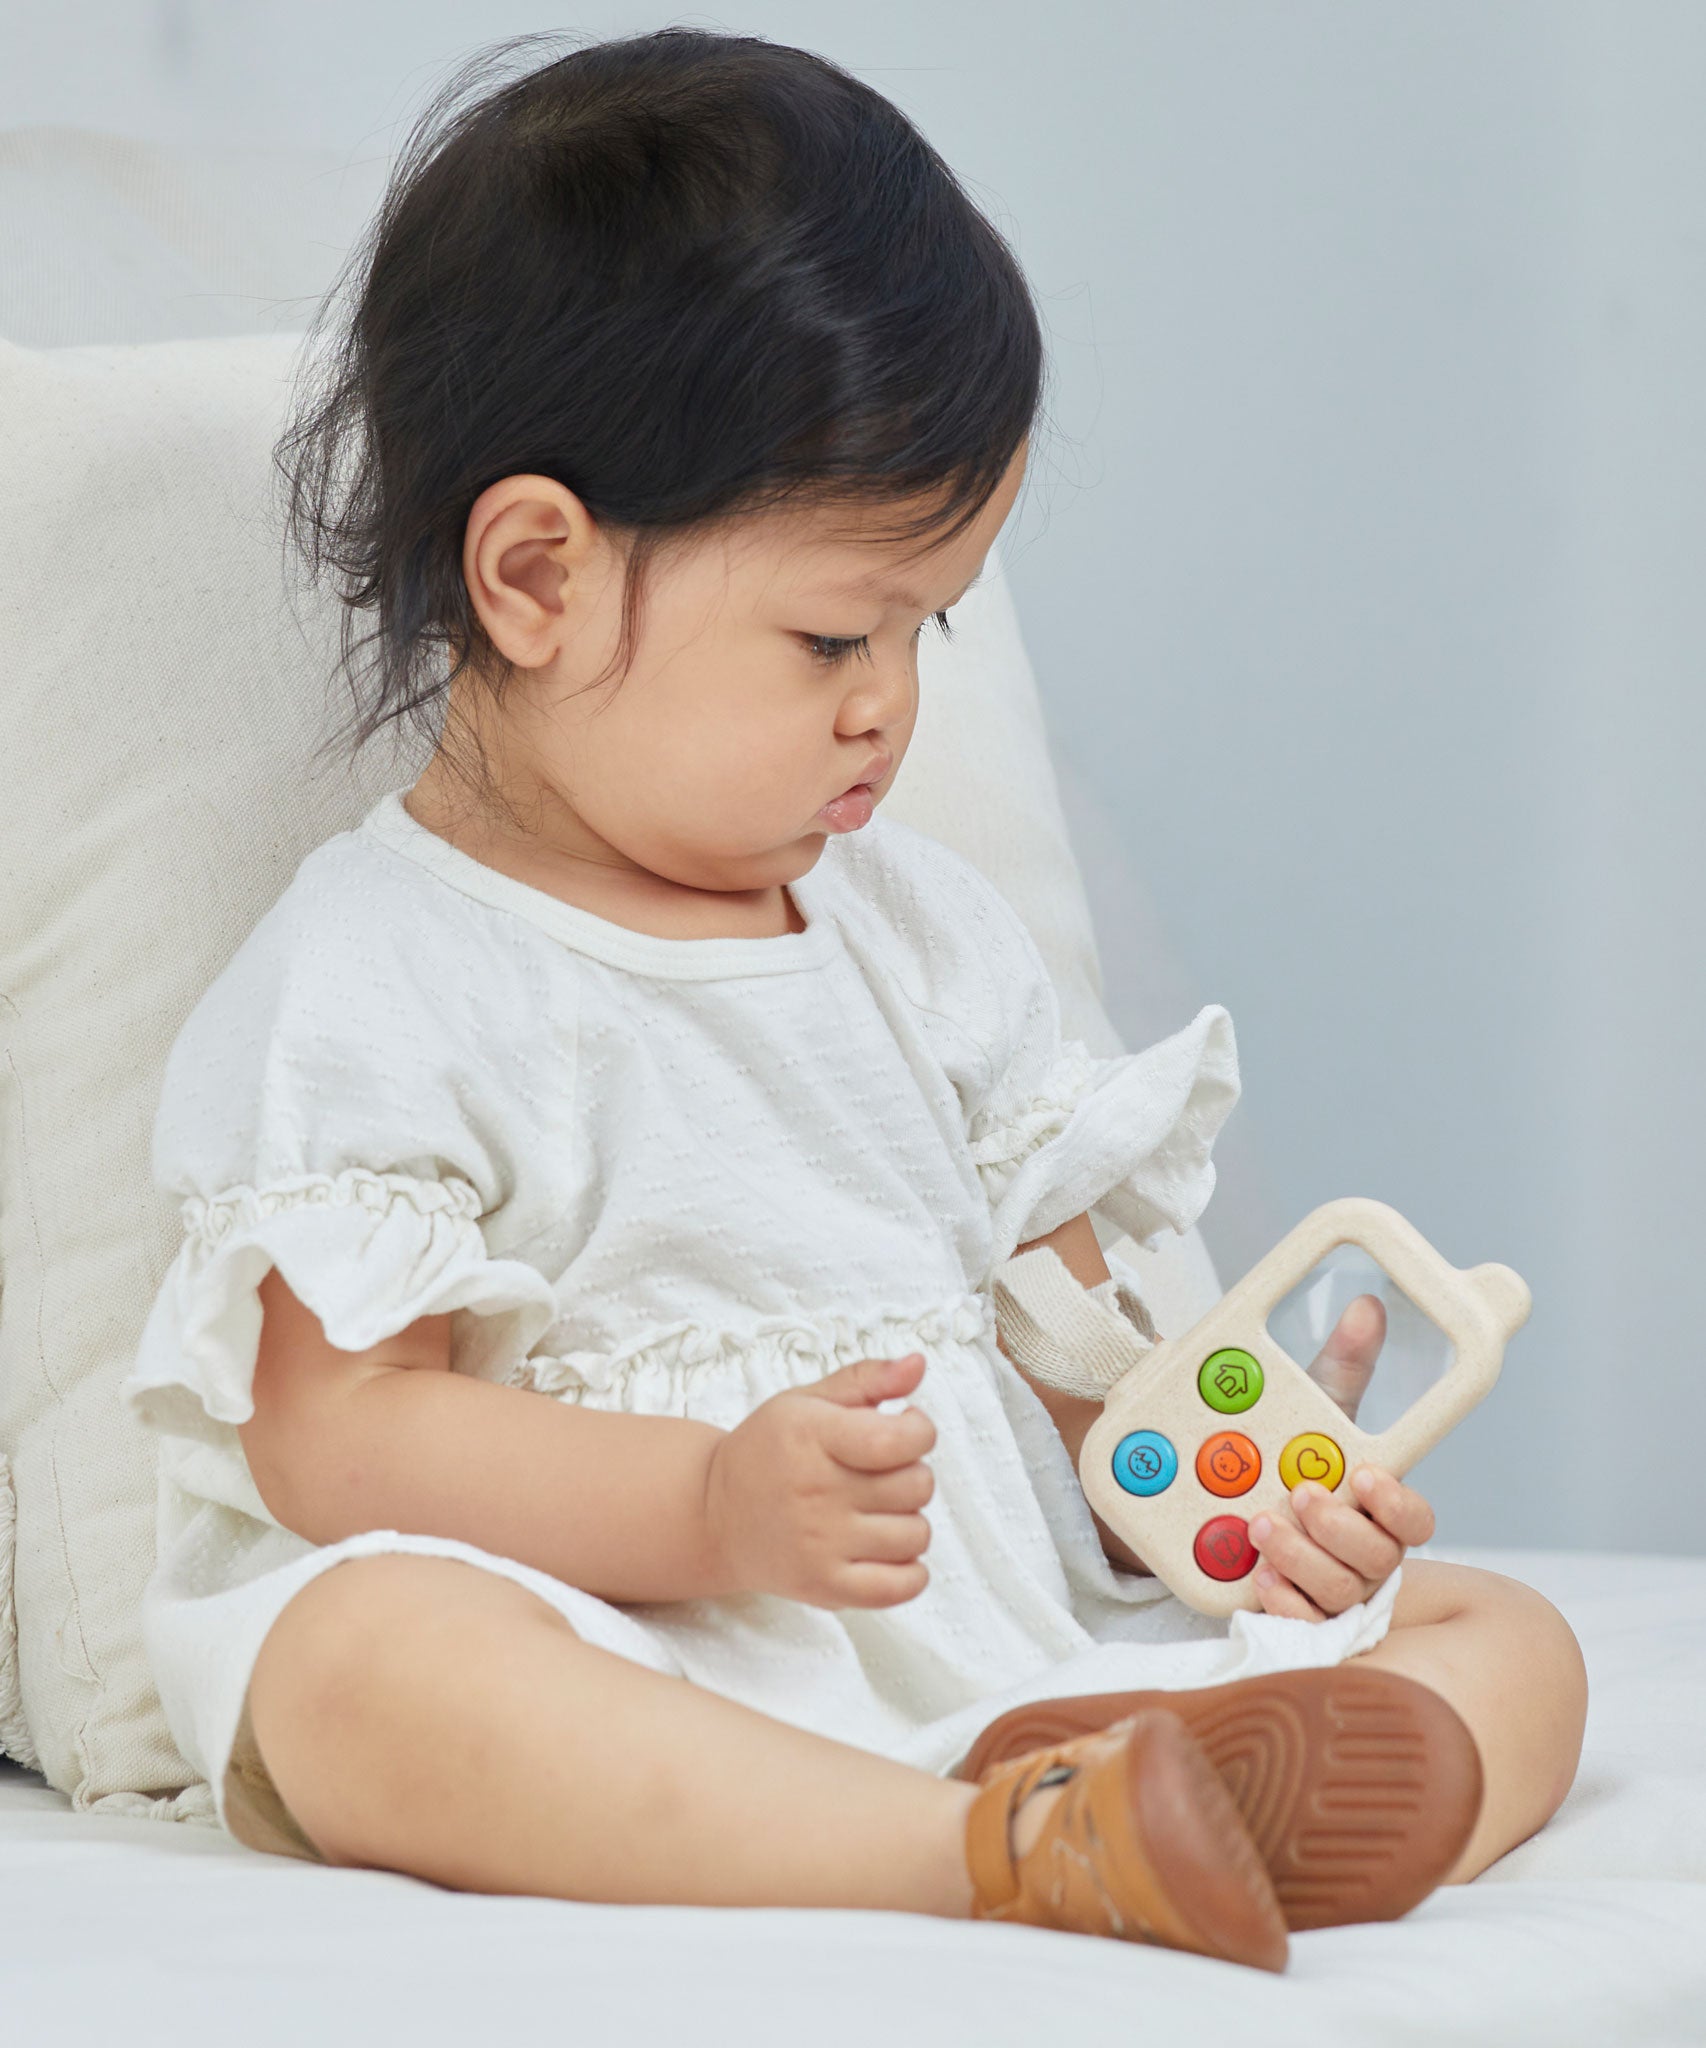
[1329, 1201, 1532, 1476]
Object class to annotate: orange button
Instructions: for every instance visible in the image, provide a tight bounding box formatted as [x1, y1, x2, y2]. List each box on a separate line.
[1195, 1429, 1261, 1499]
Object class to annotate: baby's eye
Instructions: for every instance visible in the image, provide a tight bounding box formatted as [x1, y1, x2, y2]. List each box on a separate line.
[802, 612, 955, 668]
[804, 633, 872, 667]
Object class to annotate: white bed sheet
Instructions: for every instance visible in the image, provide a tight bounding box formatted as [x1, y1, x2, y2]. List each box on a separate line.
[2, 1546, 1702, 2048]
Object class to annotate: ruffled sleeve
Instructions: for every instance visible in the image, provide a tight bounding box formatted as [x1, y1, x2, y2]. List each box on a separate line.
[119, 891, 564, 1472]
[125, 1167, 561, 1452]
[863, 819, 1241, 1271]
[969, 1004, 1241, 1270]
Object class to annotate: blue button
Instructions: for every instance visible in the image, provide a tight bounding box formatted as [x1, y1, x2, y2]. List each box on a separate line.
[1112, 1429, 1178, 1497]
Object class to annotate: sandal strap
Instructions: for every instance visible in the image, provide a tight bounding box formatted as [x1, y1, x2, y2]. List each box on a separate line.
[964, 1749, 1079, 1916]
[963, 1711, 1290, 1970]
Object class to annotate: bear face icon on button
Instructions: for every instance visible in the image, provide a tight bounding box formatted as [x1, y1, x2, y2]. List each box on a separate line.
[1195, 1430, 1260, 1498]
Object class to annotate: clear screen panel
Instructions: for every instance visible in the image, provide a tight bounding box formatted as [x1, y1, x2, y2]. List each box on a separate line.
[1263, 1241, 1455, 1437]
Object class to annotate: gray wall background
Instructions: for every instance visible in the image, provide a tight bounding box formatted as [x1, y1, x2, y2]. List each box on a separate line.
[5, 2, 1702, 1554]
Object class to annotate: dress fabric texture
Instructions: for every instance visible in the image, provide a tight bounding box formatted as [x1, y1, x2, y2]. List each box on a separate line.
[121, 789, 1398, 1861]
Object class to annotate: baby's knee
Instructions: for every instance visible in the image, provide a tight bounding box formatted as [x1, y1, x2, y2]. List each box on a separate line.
[1506, 1578, 1589, 1800]
[1397, 1561, 1587, 1772]
[251, 1554, 576, 1751]
[1477, 1570, 1586, 1702]
[246, 1553, 580, 1865]
[1454, 1566, 1589, 1809]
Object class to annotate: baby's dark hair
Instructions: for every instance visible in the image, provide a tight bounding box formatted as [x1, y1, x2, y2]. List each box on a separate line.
[275, 25, 1047, 818]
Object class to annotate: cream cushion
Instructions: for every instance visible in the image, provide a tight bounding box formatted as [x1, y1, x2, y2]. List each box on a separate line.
[0, 330, 1220, 1808]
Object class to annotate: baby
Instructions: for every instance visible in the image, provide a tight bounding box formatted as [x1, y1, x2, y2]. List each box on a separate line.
[122, 26, 1586, 1968]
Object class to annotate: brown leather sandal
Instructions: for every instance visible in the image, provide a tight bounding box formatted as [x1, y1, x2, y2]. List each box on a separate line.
[955, 1667, 1483, 1932]
[964, 1708, 1289, 1972]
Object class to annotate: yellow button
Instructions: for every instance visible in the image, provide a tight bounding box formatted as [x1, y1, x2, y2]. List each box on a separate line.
[1279, 1432, 1345, 1493]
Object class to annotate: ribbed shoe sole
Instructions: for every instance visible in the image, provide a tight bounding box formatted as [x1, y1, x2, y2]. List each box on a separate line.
[955, 1667, 1483, 1931]
[1124, 1711, 1292, 1971]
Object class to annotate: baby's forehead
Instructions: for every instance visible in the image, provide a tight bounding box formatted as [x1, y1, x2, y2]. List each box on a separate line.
[706, 507, 972, 610]
[667, 435, 1024, 612]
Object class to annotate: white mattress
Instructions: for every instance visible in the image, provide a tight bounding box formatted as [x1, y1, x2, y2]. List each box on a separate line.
[2, 1546, 1702, 2048]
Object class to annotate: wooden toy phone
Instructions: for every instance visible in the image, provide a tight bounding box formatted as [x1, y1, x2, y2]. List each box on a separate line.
[991, 1198, 1531, 1617]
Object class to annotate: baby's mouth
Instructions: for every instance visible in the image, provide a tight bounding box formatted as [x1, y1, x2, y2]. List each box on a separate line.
[816, 782, 878, 833]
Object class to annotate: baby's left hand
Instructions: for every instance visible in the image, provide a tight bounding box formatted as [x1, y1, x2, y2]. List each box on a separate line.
[1248, 1291, 1435, 1620]
[1248, 1464, 1434, 1621]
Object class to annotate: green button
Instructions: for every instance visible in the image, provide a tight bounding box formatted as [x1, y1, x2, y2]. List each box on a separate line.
[1198, 1348, 1264, 1414]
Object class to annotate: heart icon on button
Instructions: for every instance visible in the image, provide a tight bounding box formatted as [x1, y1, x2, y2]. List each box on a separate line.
[1279, 1433, 1346, 1492]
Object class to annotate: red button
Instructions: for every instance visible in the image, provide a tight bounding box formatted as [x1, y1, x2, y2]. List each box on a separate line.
[1194, 1515, 1258, 1582]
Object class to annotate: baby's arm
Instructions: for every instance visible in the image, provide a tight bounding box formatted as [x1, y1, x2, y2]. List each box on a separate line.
[242, 1268, 935, 1612]
[244, 1267, 738, 1603]
[996, 1213, 1152, 1572]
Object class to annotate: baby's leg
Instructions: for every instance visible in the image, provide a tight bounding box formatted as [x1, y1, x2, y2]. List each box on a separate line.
[245, 1554, 983, 1911]
[1350, 1558, 1587, 1882]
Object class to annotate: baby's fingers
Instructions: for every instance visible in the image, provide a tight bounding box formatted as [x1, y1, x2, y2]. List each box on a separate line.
[833, 1559, 930, 1610]
[1289, 1481, 1404, 1582]
[851, 1461, 935, 1515]
[1252, 1565, 1326, 1623]
[1305, 1293, 1385, 1423]
[822, 1401, 937, 1472]
[1348, 1465, 1435, 1547]
[849, 1510, 932, 1565]
[1247, 1509, 1367, 1615]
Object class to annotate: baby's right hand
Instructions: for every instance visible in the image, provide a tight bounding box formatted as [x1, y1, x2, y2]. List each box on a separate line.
[703, 1353, 937, 1610]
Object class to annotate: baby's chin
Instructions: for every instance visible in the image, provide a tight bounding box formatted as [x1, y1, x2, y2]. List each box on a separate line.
[625, 829, 828, 895]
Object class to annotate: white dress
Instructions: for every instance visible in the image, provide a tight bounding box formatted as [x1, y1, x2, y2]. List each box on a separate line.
[121, 788, 1398, 1861]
